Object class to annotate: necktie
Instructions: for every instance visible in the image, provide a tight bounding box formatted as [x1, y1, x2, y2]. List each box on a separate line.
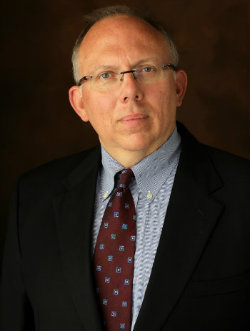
[94, 169, 136, 331]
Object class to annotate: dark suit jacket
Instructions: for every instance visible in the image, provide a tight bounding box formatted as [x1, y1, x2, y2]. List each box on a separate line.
[0, 123, 249, 331]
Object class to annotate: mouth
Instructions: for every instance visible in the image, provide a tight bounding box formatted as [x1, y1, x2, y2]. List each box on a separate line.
[119, 113, 148, 122]
[118, 113, 149, 131]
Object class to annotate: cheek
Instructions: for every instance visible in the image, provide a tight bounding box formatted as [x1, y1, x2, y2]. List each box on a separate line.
[83, 92, 115, 130]
[150, 87, 175, 115]
[160, 81, 178, 108]
[147, 87, 177, 132]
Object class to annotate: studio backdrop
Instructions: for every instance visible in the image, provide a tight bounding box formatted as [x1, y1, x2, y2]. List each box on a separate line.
[0, 0, 249, 263]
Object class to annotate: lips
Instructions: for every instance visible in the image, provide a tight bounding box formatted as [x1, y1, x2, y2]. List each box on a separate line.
[119, 113, 148, 122]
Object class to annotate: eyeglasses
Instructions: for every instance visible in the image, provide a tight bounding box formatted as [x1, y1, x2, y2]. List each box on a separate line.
[77, 64, 177, 90]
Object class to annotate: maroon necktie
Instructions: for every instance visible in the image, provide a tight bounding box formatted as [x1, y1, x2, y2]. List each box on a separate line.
[94, 169, 136, 331]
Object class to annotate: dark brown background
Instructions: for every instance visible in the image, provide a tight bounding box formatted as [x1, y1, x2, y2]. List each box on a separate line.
[0, 0, 249, 261]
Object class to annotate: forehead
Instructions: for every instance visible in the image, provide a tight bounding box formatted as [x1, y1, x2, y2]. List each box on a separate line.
[77, 15, 170, 71]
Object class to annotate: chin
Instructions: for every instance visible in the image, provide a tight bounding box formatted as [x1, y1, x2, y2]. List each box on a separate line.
[120, 136, 157, 154]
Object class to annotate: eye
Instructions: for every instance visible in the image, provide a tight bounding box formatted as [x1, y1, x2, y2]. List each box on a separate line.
[142, 66, 156, 73]
[98, 72, 113, 79]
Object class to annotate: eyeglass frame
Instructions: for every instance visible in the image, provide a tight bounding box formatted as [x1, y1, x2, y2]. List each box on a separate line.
[76, 63, 177, 86]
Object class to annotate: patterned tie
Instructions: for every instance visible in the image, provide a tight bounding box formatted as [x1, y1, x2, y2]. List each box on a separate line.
[94, 169, 136, 331]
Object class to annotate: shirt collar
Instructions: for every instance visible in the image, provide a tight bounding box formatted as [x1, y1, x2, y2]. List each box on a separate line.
[100, 126, 181, 202]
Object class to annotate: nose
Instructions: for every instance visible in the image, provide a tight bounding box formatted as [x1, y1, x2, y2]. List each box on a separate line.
[119, 71, 144, 104]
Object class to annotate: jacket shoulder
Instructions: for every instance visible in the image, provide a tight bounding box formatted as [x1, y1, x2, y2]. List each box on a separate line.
[20, 146, 100, 183]
[15, 146, 101, 203]
[204, 145, 249, 178]
[177, 122, 249, 179]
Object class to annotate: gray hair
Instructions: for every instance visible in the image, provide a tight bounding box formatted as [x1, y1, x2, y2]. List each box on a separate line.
[71, 5, 179, 84]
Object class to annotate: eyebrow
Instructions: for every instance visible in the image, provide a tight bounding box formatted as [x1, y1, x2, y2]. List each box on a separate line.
[91, 65, 120, 73]
[133, 57, 161, 66]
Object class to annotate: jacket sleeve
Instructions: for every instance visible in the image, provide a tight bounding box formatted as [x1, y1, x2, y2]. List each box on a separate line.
[0, 180, 35, 330]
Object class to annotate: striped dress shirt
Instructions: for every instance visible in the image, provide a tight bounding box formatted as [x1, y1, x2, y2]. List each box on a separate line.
[92, 127, 181, 330]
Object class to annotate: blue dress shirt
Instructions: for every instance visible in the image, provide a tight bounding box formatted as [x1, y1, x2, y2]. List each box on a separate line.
[92, 127, 181, 330]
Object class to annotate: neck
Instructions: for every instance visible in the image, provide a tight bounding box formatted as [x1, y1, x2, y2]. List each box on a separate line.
[101, 145, 162, 168]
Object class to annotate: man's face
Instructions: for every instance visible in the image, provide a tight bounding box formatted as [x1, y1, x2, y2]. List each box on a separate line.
[69, 15, 187, 166]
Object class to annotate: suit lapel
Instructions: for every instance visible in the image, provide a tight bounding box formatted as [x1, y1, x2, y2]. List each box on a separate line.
[53, 147, 104, 330]
[134, 126, 224, 331]
[52, 125, 225, 331]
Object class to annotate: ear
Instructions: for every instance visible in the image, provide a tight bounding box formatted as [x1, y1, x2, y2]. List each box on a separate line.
[68, 85, 89, 122]
[175, 70, 188, 107]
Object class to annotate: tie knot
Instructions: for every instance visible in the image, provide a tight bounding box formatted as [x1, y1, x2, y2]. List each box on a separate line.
[118, 168, 134, 188]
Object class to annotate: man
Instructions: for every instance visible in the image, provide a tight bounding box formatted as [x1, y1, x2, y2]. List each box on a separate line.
[0, 5, 249, 331]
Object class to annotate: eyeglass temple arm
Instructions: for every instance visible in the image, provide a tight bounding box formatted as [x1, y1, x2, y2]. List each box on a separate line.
[163, 64, 177, 71]
[77, 75, 92, 86]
